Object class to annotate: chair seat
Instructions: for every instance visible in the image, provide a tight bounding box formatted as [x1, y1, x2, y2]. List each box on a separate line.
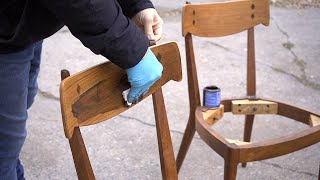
[195, 97, 320, 163]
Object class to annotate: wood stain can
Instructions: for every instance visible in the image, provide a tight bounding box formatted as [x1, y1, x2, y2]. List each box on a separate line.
[203, 85, 221, 108]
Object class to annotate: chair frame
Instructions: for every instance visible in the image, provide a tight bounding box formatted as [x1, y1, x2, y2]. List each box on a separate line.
[60, 42, 182, 180]
[175, 0, 320, 179]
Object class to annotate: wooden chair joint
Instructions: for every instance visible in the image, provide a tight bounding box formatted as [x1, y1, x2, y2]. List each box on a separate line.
[226, 138, 251, 146]
[309, 114, 320, 127]
[232, 99, 278, 115]
[201, 105, 224, 126]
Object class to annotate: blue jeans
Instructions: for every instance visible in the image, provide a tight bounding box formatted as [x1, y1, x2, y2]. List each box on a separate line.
[0, 41, 42, 180]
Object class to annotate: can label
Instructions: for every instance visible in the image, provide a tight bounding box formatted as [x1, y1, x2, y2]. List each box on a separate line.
[203, 86, 221, 108]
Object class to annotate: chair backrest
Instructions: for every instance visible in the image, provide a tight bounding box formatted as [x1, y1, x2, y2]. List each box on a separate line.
[182, 0, 270, 111]
[182, 0, 269, 37]
[60, 42, 182, 139]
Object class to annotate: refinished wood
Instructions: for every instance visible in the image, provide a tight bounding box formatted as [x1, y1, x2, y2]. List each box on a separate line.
[195, 107, 231, 158]
[60, 42, 181, 180]
[242, 26, 256, 167]
[182, 0, 270, 37]
[178, 0, 270, 173]
[238, 124, 320, 162]
[178, 0, 320, 179]
[61, 70, 95, 180]
[176, 33, 200, 172]
[153, 89, 178, 179]
[196, 99, 320, 168]
[60, 42, 182, 139]
[68, 127, 95, 180]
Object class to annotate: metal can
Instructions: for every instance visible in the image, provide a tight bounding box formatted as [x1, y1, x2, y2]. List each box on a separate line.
[203, 85, 221, 109]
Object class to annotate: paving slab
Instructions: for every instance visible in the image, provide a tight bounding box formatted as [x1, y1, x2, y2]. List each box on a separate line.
[21, 2, 320, 180]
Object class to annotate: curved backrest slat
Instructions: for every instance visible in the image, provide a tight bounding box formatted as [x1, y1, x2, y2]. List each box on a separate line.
[60, 42, 182, 139]
[182, 0, 270, 37]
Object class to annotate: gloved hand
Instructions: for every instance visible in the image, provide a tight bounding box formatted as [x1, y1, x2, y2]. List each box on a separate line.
[126, 48, 163, 103]
[132, 8, 163, 42]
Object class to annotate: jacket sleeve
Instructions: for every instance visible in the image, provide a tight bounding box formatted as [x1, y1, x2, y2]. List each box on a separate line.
[117, 0, 154, 18]
[40, 0, 150, 69]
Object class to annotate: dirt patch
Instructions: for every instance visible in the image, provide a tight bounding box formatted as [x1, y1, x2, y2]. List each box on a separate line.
[271, 0, 320, 8]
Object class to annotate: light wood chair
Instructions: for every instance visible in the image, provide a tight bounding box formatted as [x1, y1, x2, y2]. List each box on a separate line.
[175, 0, 320, 179]
[59, 42, 182, 180]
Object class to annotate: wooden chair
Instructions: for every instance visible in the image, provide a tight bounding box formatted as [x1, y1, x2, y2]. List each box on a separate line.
[175, 0, 320, 179]
[59, 42, 182, 180]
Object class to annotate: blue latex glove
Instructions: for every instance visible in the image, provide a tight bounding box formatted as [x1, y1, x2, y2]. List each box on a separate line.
[126, 48, 163, 103]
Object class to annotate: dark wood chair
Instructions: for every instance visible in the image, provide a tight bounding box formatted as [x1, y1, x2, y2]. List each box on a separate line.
[175, 0, 320, 179]
[59, 42, 182, 180]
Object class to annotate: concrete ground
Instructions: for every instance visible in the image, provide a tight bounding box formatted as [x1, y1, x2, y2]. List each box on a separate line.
[21, 1, 320, 179]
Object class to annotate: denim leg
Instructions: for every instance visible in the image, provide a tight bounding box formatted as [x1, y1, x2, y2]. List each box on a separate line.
[0, 41, 42, 180]
[27, 41, 43, 109]
[16, 160, 24, 180]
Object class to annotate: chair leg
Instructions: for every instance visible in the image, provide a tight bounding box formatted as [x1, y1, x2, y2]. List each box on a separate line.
[69, 127, 95, 180]
[152, 89, 178, 180]
[242, 115, 255, 167]
[176, 115, 196, 173]
[224, 160, 238, 180]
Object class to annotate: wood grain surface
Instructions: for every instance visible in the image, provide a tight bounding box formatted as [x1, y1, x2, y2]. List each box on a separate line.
[60, 42, 182, 139]
[182, 0, 270, 37]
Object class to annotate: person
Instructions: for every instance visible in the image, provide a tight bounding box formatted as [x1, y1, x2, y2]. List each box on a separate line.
[0, 0, 163, 179]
